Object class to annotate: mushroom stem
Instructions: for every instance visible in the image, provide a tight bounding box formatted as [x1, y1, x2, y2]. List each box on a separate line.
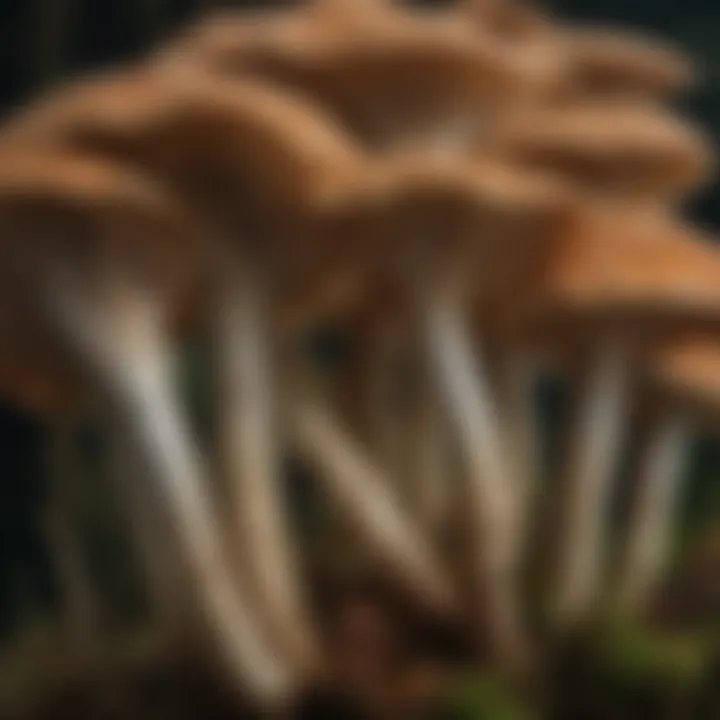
[105, 419, 189, 634]
[408, 349, 452, 539]
[214, 252, 319, 673]
[419, 295, 531, 673]
[349, 321, 403, 483]
[42, 423, 105, 661]
[289, 393, 457, 618]
[550, 336, 630, 629]
[41, 270, 293, 706]
[614, 414, 690, 616]
[495, 352, 541, 551]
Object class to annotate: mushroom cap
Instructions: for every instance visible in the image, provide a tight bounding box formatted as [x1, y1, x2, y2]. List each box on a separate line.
[652, 338, 720, 423]
[555, 24, 696, 101]
[0, 150, 195, 416]
[278, 152, 574, 332]
[3, 69, 363, 214]
[461, 0, 550, 40]
[495, 208, 720, 349]
[1, 68, 371, 291]
[462, 4, 695, 101]
[0, 151, 192, 415]
[158, 5, 543, 146]
[492, 102, 714, 200]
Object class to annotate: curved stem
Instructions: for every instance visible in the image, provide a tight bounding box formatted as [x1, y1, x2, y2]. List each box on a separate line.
[289, 393, 457, 618]
[550, 337, 630, 629]
[105, 420, 189, 633]
[408, 348, 452, 539]
[494, 351, 541, 558]
[215, 255, 319, 673]
[41, 270, 294, 707]
[614, 414, 690, 616]
[420, 297, 531, 674]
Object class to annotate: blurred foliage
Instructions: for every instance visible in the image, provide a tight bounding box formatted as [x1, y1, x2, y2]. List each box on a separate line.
[593, 622, 711, 693]
[447, 672, 537, 720]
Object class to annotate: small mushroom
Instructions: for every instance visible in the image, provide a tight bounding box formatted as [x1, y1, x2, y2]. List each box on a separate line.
[0, 318, 188, 644]
[0, 149, 293, 706]
[615, 331, 720, 615]
[496, 209, 720, 630]
[477, 101, 712, 571]
[338, 153, 573, 676]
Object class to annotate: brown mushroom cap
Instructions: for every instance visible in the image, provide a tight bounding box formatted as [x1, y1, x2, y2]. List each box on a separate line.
[3, 69, 362, 211]
[1, 68, 374, 299]
[651, 338, 720, 424]
[278, 152, 574, 333]
[494, 209, 720, 351]
[555, 24, 696, 101]
[491, 102, 714, 201]
[393, 1, 693, 103]
[0, 150, 194, 415]
[158, 5, 542, 146]
[462, 0, 550, 39]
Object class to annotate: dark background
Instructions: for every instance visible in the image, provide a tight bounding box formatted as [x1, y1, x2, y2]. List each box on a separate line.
[1, 0, 719, 640]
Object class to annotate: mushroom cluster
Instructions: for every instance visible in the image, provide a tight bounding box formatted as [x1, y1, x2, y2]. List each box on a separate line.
[0, 0, 717, 714]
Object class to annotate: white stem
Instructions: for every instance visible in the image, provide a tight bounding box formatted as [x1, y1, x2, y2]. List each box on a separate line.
[420, 298, 530, 671]
[42, 272, 293, 707]
[551, 338, 630, 628]
[495, 353, 541, 555]
[215, 257, 318, 672]
[366, 328, 405, 485]
[344, 320, 404, 484]
[409, 353, 452, 539]
[289, 394, 456, 617]
[106, 421, 189, 632]
[615, 415, 690, 616]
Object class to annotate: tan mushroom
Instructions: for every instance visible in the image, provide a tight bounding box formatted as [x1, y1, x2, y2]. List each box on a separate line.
[494, 209, 720, 630]
[157, 2, 542, 150]
[615, 328, 720, 615]
[0, 149, 293, 707]
[2, 68, 458, 642]
[308, 151, 573, 675]
[473, 101, 712, 575]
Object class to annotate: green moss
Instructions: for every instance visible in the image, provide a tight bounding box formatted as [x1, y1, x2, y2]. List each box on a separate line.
[446, 672, 537, 720]
[593, 622, 710, 693]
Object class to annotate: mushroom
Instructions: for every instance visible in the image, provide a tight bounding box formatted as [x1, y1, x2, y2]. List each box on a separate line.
[325, 153, 574, 675]
[476, 102, 712, 566]
[0, 317, 191, 650]
[266, 147, 573, 674]
[494, 209, 720, 630]
[0, 149, 293, 706]
[463, 0, 696, 101]
[158, 0, 566, 551]
[614, 329, 720, 616]
[2, 68, 459, 643]
[357, 0, 695, 104]
[157, 2, 542, 151]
